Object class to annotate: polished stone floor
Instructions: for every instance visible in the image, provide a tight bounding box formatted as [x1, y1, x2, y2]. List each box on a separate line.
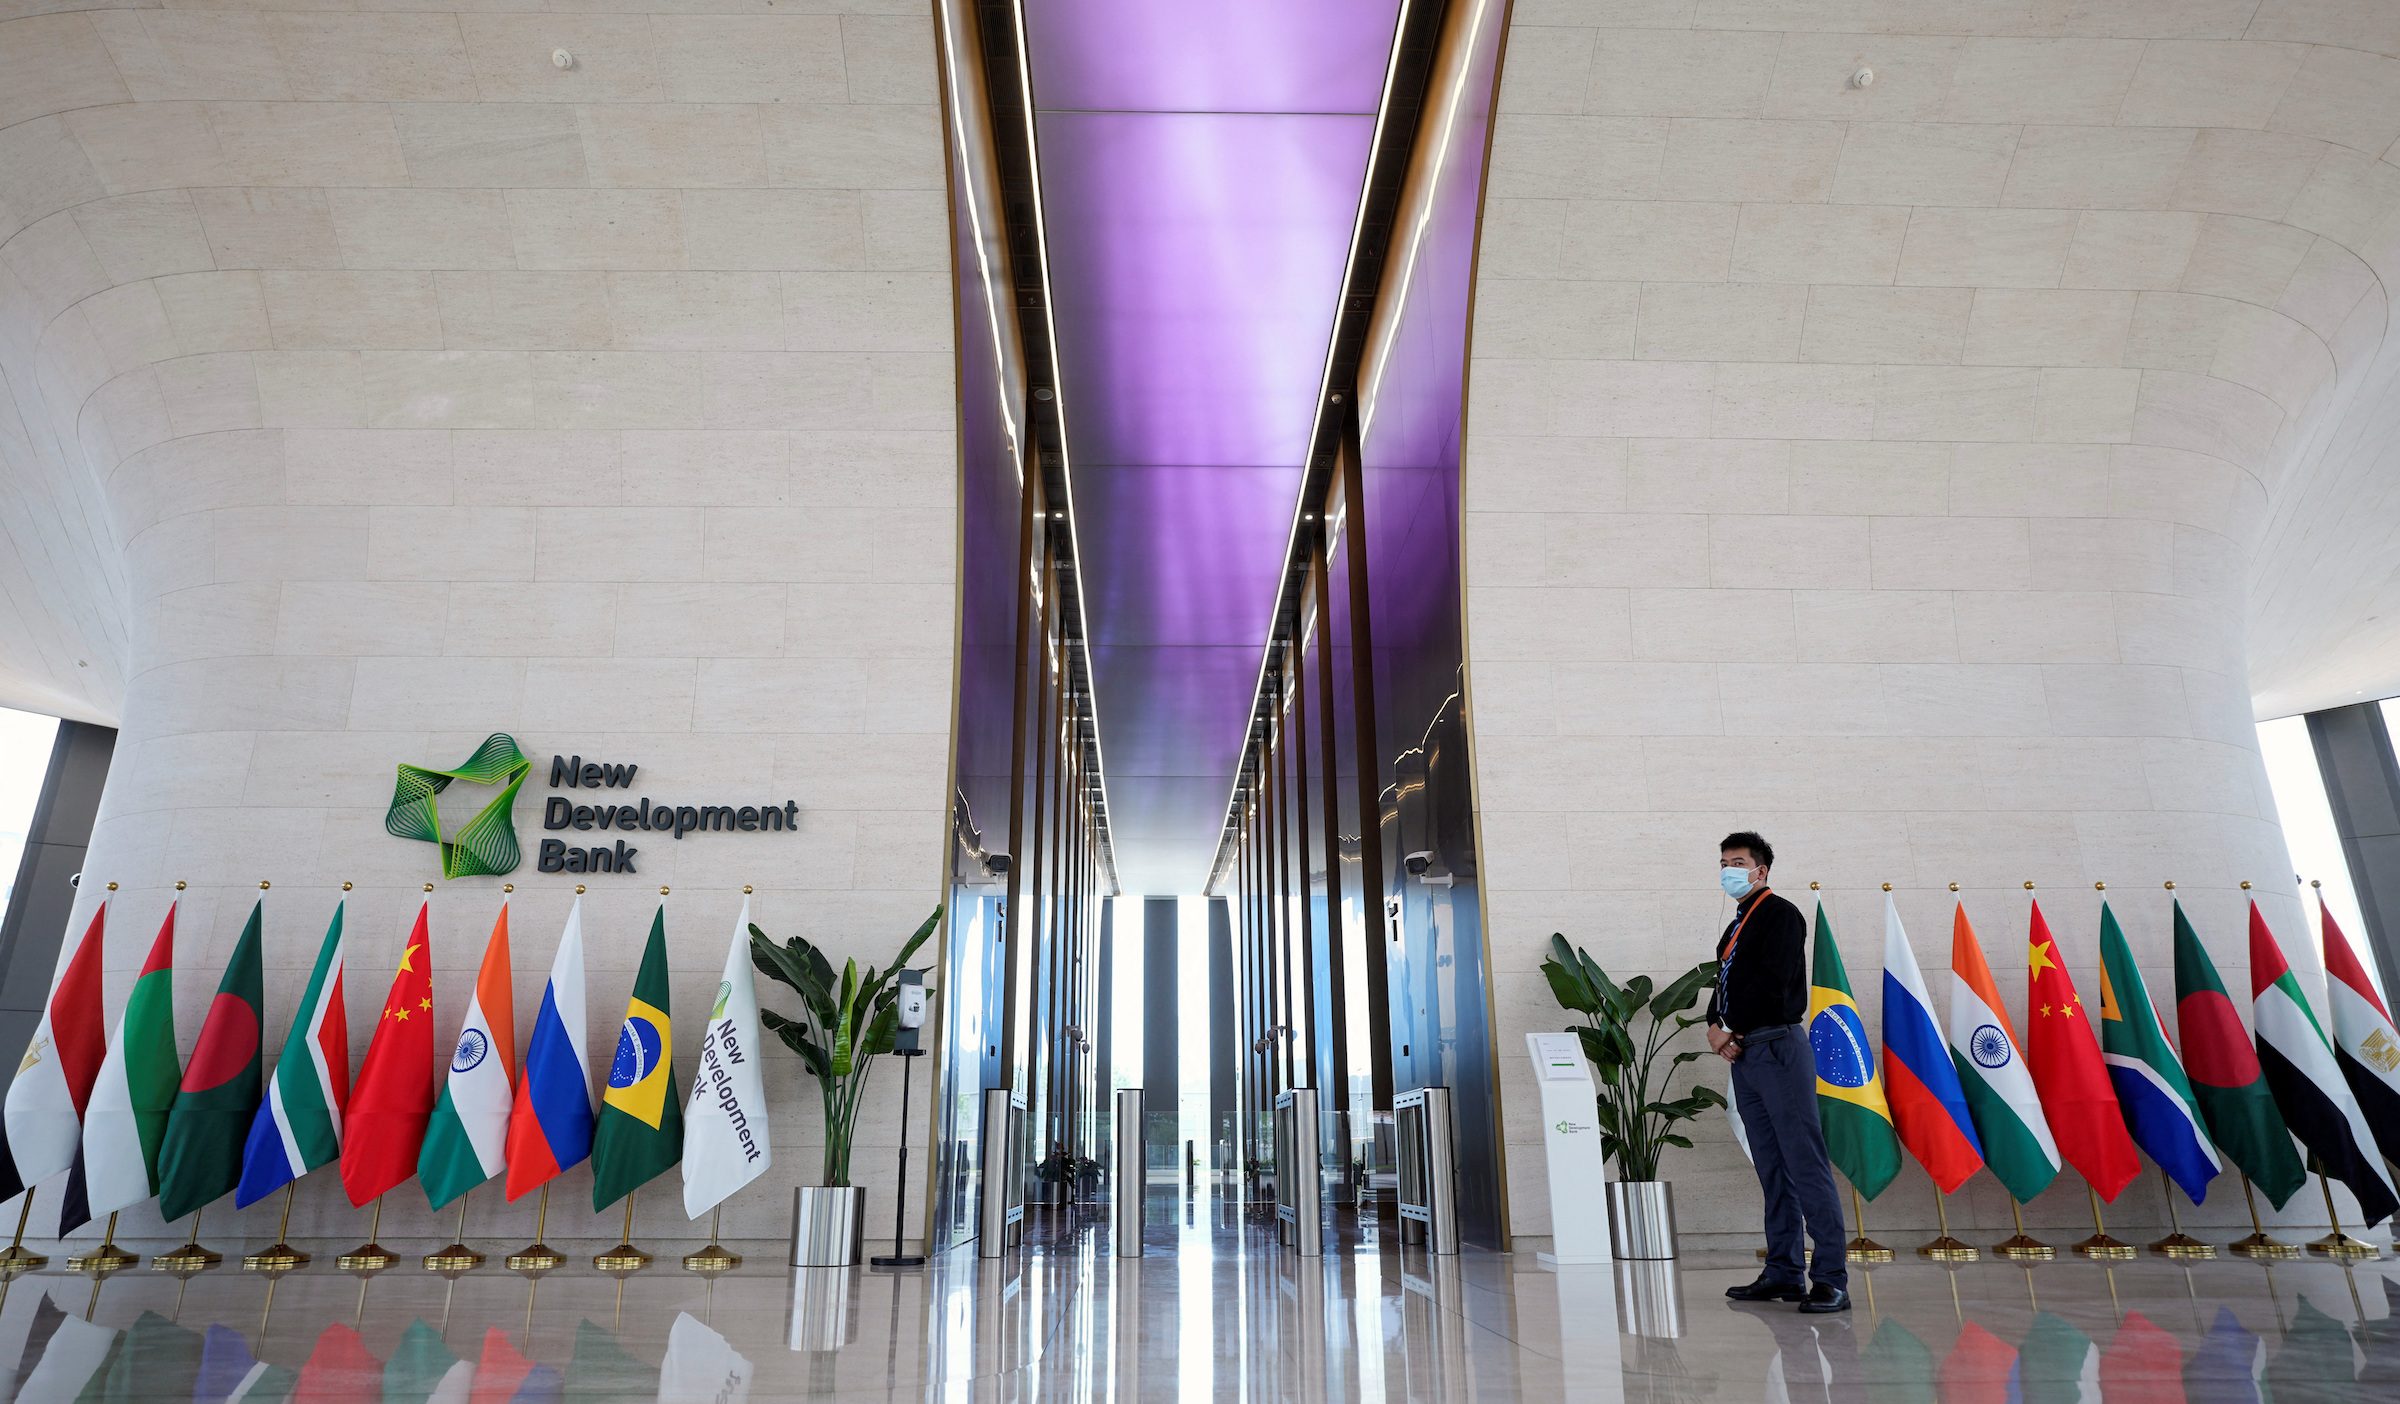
[1, 1193, 2394, 1400]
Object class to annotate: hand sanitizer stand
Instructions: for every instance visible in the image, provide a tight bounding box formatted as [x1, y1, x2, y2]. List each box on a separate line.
[1526, 1032, 1613, 1265]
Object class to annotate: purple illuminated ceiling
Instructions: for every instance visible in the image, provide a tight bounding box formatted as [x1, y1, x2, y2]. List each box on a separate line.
[1025, 0, 1400, 895]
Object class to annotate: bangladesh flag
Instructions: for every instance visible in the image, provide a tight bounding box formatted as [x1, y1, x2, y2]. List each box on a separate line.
[1807, 902, 1901, 1198]
[2170, 901, 2304, 1206]
[2095, 901, 2220, 1202]
[156, 901, 266, 1221]
[592, 908, 682, 1210]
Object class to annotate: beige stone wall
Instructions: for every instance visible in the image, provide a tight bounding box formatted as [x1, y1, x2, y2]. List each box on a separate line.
[1470, 3, 2400, 1244]
[0, 2, 956, 1246]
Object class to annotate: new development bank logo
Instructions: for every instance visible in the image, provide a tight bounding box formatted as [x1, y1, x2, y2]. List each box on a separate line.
[385, 733, 532, 879]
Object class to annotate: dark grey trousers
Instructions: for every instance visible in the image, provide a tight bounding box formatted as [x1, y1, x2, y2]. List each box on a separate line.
[1731, 1025, 1848, 1290]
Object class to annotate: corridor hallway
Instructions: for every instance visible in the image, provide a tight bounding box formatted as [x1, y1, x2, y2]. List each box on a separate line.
[7, 1195, 2399, 1399]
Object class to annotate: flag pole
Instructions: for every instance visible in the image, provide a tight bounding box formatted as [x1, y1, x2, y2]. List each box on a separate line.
[685, 886, 752, 1276]
[1844, 1180, 1891, 1263]
[69, 1210, 138, 1274]
[1918, 1184, 1977, 1262]
[246, 1180, 309, 1272]
[507, 1181, 564, 1274]
[2305, 1170, 2378, 1260]
[155, 1202, 222, 1274]
[0, 1187, 45, 1274]
[426, 1186, 484, 1273]
[2072, 1180, 2135, 1259]
[1996, 1196, 2053, 1261]
[2229, 1174, 2299, 1259]
[596, 1186, 652, 1273]
[2147, 1166, 2213, 1259]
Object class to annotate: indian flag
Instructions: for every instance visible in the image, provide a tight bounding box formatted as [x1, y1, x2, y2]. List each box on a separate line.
[1946, 901, 2060, 1204]
[419, 902, 517, 1210]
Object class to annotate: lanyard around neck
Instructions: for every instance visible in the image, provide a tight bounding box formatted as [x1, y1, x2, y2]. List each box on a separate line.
[1721, 887, 1771, 966]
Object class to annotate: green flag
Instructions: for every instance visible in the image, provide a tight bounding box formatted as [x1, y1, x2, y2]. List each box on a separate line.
[2015, 1312, 2098, 1404]
[2096, 903, 2220, 1201]
[156, 901, 266, 1221]
[2170, 901, 2306, 1206]
[78, 1312, 202, 1403]
[382, 1321, 469, 1404]
[1808, 903, 1902, 1198]
[591, 908, 682, 1210]
[566, 1319, 657, 1402]
[1860, 1320, 1939, 1404]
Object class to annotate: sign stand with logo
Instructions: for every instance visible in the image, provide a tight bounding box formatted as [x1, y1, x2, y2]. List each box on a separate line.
[871, 973, 931, 1270]
[1526, 1032, 1612, 1265]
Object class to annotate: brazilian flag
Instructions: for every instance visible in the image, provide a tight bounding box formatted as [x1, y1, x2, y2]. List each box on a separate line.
[1808, 903, 1902, 1199]
[592, 908, 682, 1210]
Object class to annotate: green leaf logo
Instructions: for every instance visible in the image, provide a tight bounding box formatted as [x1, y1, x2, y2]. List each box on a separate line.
[386, 733, 531, 879]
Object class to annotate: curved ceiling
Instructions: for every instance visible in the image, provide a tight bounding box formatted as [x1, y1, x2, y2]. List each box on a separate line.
[1024, 0, 1400, 895]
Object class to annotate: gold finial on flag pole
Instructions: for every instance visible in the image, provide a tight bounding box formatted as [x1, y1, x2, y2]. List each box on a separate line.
[576, 884, 587, 894]
[743, 884, 754, 894]
[660, 885, 670, 896]
[504, 883, 514, 893]
[1881, 882, 1892, 892]
[2165, 881, 2175, 889]
[425, 882, 435, 893]
[1949, 883, 1959, 893]
[1809, 881, 1820, 891]
[2095, 881, 2106, 891]
[343, 881, 352, 891]
[2024, 880, 2035, 890]
[261, 881, 270, 889]
[176, 880, 186, 891]
[2241, 880, 2252, 890]
[106, 881, 117, 891]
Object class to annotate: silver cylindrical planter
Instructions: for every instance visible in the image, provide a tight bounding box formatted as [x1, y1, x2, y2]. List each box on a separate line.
[1114, 1088, 1144, 1257]
[790, 1185, 867, 1267]
[1605, 1180, 1678, 1260]
[1614, 1258, 1686, 1338]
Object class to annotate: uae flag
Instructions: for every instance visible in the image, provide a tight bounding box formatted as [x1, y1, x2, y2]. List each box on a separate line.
[2171, 901, 2305, 1206]
[2024, 899, 2139, 1201]
[683, 897, 773, 1217]
[2248, 901, 2396, 1225]
[235, 901, 350, 1207]
[2317, 900, 2400, 1166]
[592, 907, 682, 1210]
[1947, 901, 2060, 1204]
[156, 902, 266, 1221]
[341, 903, 437, 1205]
[3, 902, 107, 1186]
[2095, 900, 2219, 1202]
[81, 902, 181, 1218]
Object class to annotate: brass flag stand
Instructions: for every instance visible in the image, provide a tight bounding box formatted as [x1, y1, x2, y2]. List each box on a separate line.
[154, 1205, 222, 1273]
[2072, 1183, 2136, 1259]
[1917, 1186, 1978, 1262]
[683, 1205, 739, 1274]
[0, 1188, 45, 1274]
[425, 1188, 484, 1273]
[595, 1187, 652, 1273]
[506, 1183, 564, 1275]
[245, 1182, 309, 1272]
[68, 1212, 138, 1274]
[2148, 1168, 2214, 1259]
[338, 1194, 399, 1273]
[2229, 1175, 2299, 1259]
[1995, 1199, 2054, 1261]
[2306, 1173, 2380, 1260]
[1845, 1183, 1892, 1263]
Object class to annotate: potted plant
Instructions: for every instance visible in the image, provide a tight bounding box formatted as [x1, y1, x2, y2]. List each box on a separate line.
[1540, 934, 1725, 1260]
[751, 905, 940, 1266]
[1034, 1146, 1103, 1203]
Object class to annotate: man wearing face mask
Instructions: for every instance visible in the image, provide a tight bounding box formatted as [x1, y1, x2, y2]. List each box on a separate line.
[1705, 831, 1849, 1313]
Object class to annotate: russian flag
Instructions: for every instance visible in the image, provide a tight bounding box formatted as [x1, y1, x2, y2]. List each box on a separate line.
[504, 899, 595, 1199]
[1880, 895, 1985, 1193]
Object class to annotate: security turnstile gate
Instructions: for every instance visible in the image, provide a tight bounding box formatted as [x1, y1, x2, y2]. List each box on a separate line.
[1274, 1087, 1323, 1256]
[977, 1087, 1027, 1257]
[1394, 1086, 1459, 1254]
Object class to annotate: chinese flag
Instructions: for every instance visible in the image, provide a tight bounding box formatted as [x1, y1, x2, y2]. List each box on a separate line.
[2025, 898, 2141, 1201]
[339, 902, 437, 1205]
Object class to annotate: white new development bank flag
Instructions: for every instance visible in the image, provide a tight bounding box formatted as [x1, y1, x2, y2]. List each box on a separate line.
[683, 898, 772, 1218]
[659, 1312, 753, 1404]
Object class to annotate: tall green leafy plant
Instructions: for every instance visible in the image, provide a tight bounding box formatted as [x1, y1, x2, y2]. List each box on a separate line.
[750, 905, 941, 1186]
[1540, 934, 1726, 1181]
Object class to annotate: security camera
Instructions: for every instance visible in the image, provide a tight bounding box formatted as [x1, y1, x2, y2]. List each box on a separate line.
[985, 852, 1012, 876]
[1404, 850, 1433, 875]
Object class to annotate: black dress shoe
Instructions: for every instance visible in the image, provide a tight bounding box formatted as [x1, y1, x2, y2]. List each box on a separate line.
[1799, 1284, 1850, 1314]
[1725, 1275, 1807, 1302]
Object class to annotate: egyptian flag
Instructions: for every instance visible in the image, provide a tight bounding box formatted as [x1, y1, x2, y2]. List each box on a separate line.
[2317, 899, 2400, 1166]
[2, 901, 107, 1186]
[2249, 901, 2397, 1226]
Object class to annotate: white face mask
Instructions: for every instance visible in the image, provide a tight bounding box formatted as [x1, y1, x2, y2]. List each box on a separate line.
[1720, 866, 1754, 900]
